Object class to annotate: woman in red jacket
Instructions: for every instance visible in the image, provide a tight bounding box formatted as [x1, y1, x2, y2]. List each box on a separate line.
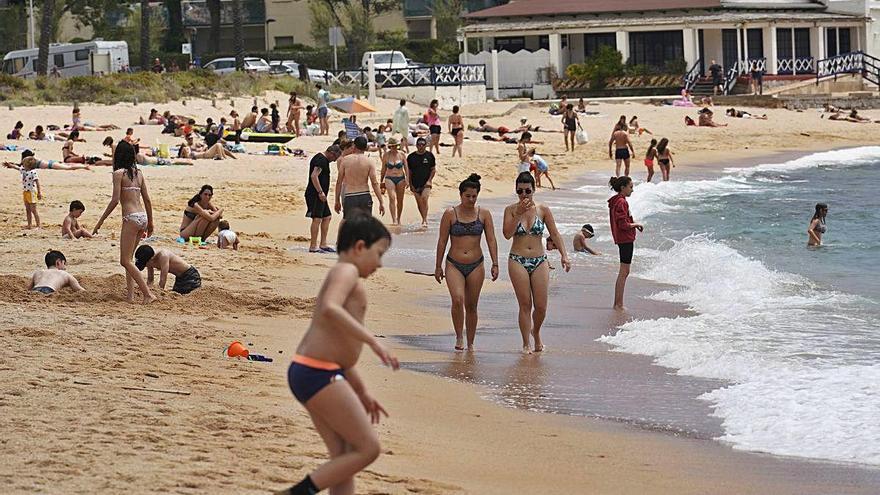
[608, 176, 643, 310]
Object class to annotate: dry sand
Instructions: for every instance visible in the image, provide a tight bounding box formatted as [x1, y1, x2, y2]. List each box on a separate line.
[1, 93, 880, 494]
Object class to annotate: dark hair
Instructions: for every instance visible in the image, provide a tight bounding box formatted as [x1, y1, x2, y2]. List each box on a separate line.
[45, 250, 66, 267]
[609, 176, 632, 192]
[647, 138, 658, 154]
[362, 126, 372, 133]
[250, 106, 258, 112]
[459, 173, 481, 193]
[126, 127, 134, 134]
[479, 119, 486, 126]
[21, 149, 34, 159]
[813, 203, 828, 221]
[134, 245, 155, 271]
[270, 103, 277, 109]
[336, 215, 392, 253]
[656, 138, 669, 154]
[188, 185, 213, 207]
[316, 84, 322, 90]
[102, 136, 114, 147]
[352, 136, 367, 151]
[452, 105, 460, 113]
[629, 116, 638, 122]
[325, 144, 341, 155]
[187, 118, 196, 125]
[520, 132, 532, 142]
[582, 224, 594, 234]
[35, 125, 43, 133]
[219, 220, 230, 231]
[14, 120, 23, 129]
[69, 130, 80, 140]
[566, 103, 573, 110]
[113, 140, 138, 182]
[516, 171, 535, 186]
[69, 200, 85, 212]
[399, 99, 406, 106]
[430, 99, 438, 108]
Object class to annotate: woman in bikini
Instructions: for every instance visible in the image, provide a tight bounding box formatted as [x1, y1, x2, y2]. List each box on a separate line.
[503, 172, 570, 354]
[180, 184, 223, 240]
[426, 99, 442, 155]
[448, 105, 464, 158]
[807, 203, 828, 247]
[435, 174, 499, 351]
[287, 92, 303, 136]
[71, 107, 118, 131]
[379, 137, 407, 225]
[178, 140, 236, 160]
[644, 138, 658, 183]
[656, 137, 674, 181]
[62, 131, 92, 164]
[92, 140, 155, 304]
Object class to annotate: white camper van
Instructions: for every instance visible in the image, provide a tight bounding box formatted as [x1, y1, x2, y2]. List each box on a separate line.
[2, 40, 129, 79]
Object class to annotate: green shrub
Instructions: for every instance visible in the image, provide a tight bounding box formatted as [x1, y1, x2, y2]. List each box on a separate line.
[0, 73, 27, 91]
[565, 45, 624, 88]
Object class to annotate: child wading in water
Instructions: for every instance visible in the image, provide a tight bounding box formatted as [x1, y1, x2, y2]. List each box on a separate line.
[277, 215, 399, 495]
[644, 139, 658, 183]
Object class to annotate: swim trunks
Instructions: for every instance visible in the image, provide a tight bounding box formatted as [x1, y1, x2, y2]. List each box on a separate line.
[317, 107, 329, 119]
[172, 266, 202, 294]
[32, 286, 55, 294]
[429, 125, 441, 135]
[305, 192, 332, 218]
[288, 354, 346, 404]
[615, 148, 631, 160]
[342, 191, 373, 220]
[644, 159, 654, 169]
[618, 242, 634, 264]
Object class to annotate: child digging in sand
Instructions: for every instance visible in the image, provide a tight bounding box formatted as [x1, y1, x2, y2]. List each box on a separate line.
[62, 200, 93, 239]
[217, 220, 239, 250]
[134, 245, 202, 295]
[28, 250, 85, 294]
[276, 215, 399, 495]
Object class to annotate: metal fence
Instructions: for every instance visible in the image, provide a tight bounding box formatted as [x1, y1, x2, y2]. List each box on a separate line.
[324, 64, 486, 89]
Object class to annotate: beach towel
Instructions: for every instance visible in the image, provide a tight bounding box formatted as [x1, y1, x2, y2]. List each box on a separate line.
[343, 119, 361, 139]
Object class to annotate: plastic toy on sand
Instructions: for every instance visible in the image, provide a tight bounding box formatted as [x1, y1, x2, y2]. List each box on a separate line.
[226, 341, 249, 358]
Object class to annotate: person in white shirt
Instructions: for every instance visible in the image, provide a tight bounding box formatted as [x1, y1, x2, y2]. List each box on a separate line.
[392, 99, 410, 153]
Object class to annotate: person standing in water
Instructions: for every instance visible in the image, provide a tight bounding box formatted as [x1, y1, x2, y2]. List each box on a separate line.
[608, 176, 643, 310]
[807, 203, 828, 247]
[92, 140, 156, 304]
[503, 172, 570, 354]
[644, 139, 658, 183]
[608, 122, 634, 177]
[434, 174, 500, 352]
[656, 137, 674, 181]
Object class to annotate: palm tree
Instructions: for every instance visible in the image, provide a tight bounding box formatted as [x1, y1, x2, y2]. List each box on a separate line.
[140, 0, 150, 70]
[207, 0, 221, 53]
[231, 0, 243, 70]
[162, 0, 185, 53]
[36, 0, 55, 75]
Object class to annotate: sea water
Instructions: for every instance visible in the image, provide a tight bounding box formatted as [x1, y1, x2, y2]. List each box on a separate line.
[597, 147, 880, 465]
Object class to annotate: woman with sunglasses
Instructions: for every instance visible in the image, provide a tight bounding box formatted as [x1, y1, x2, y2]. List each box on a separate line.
[435, 174, 500, 352]
[503, 172, 570, 353]
[180, 184, 223, 240]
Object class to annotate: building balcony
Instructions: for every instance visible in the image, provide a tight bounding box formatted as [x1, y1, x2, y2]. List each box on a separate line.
[182, 0, 265, 27]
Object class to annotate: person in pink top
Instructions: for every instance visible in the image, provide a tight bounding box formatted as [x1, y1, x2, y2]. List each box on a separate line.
[608, 176, 644, 310]
[426, 99, 442, 155]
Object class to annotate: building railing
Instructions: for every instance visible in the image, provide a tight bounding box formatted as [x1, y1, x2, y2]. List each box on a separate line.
[683, 58, 702, 92]
[324, 64, 486, 89]
[722, 58, 767, 95]
[777, 57, 815, 75]
[816, 51, 880, 87]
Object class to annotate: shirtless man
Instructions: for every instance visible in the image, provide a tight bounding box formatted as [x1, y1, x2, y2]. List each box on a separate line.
[334, 136, 385, 220]
[240, 106, 259, 130]
[608, 123, 634, 177]
[28, 250, 85, 294]
[135, 245, 202, 294]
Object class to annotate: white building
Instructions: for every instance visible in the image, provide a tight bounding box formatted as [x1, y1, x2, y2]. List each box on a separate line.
[460, 0, 880, 95]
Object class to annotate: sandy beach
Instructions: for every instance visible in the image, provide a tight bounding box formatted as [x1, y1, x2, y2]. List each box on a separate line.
[1, 93, 880, 493]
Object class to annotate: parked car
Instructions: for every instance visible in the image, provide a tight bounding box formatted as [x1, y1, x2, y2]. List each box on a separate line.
[269, 60, 329, 84]
[203, 57, 270, 75]
[361, 50, 409, 70]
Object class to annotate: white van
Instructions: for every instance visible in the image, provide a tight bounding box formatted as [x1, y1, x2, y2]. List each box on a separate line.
[361, 51, 409, 70]
[2, 40, 129, 79]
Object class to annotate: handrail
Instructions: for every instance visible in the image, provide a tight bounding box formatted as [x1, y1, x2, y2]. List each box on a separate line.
[723, 60, 740, 95]
[683, 58, 702, 92]
[816, 50, 880, 87]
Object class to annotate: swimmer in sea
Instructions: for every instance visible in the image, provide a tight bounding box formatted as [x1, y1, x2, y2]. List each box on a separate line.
[807, 202, 828, 247]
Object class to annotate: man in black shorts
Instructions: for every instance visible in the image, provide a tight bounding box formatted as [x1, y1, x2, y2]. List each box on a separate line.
[406, 137, 436, 228]
[305, 144, 341, 253]
[708, 59, 723, 96]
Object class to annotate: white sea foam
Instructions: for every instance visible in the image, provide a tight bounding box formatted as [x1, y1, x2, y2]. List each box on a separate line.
[601, 233, 880, 465]
[725, 146, 880, 177]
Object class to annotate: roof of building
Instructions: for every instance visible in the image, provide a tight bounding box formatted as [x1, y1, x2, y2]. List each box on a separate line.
[461, 9, 863, 34]
[464, 0, 826, 19]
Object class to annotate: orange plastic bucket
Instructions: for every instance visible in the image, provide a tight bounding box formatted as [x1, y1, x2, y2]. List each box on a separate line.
[226, 341, 249, 358]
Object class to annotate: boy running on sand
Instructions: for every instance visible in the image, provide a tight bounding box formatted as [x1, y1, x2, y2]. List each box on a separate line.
[134, 245, 202, 295]
[62, 200, 93, 239]
[276, 215, 399, 495]
[28, 250, 85, 294]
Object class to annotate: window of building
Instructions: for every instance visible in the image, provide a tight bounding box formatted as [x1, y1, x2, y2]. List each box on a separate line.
[584, 33, 616, 58]
[776, 28, 811, 59]
[53, 53, 65, 68]
[746, 28, 763, 59]
[495, 36, 525, 52]
[826, 27, 852, 57]
[74, 49, 90, 61]
[628, 31, 684, 68]
[539, 35, 549, 50]
[274, 36, 294, 48]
